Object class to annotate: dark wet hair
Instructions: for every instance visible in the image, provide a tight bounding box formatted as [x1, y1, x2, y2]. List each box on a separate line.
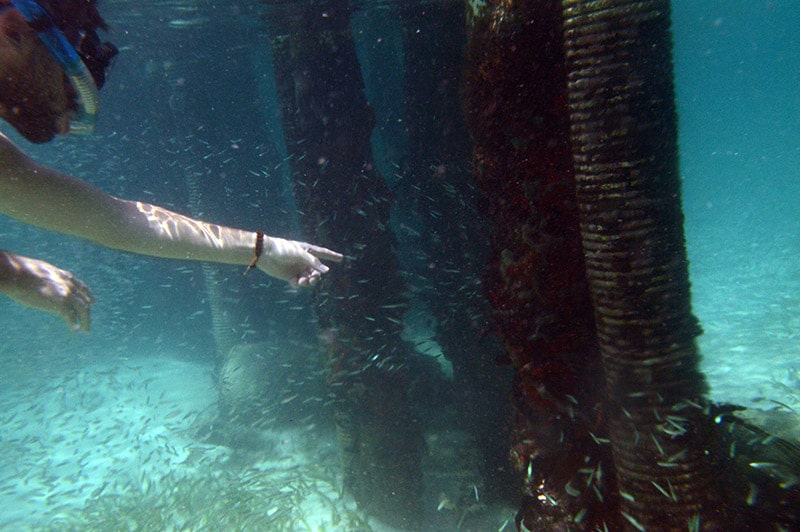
[37, 0, 118, 89]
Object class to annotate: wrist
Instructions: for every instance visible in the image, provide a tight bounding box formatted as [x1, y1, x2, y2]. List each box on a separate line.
[243, 231, 266, 276]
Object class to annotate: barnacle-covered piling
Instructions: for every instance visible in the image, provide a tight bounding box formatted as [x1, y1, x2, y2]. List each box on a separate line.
[561, 1, 720, 528]
[464, 1, 613, 528]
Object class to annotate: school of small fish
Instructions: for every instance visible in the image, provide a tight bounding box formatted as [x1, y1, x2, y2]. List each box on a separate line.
[0, 354, 366, 530]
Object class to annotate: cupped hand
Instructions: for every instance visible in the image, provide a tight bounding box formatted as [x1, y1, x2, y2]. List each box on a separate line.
[257, 236, 343, 287]
[1, 253, 95, 332]
[32, 261, 95, 332]
[55, 273, 95, 332]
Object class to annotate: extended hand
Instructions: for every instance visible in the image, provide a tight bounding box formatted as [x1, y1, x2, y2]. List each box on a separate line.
[257, 236, 343, 287]
[0, 252, 95, 332]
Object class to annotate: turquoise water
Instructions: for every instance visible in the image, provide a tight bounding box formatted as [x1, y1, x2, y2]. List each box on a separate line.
[1, 1, 799, 530]
[674, 1, 800, 408]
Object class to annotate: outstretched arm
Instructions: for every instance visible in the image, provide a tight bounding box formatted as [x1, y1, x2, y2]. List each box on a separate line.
[0, 134, 342, 286]
[0, 250, 94, 332]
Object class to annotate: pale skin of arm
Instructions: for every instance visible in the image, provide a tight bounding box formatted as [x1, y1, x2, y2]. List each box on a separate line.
[0, 132, 343, 330]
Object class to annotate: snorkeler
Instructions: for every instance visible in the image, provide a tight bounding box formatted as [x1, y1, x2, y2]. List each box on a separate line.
[0, 0, 343, 332]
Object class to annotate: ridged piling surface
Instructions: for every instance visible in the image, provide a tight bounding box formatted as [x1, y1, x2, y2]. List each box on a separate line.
[563, 1, 717, 528]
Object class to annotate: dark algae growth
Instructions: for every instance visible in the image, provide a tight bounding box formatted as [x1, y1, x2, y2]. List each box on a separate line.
[465, 0, 800, 530]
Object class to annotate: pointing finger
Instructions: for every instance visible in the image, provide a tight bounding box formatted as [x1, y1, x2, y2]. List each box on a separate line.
[307, 245, 344, 263]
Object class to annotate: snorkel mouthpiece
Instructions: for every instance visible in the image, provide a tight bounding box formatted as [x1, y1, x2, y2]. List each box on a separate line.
[9, 0, 99, 134]
[62, 60, 99, 134]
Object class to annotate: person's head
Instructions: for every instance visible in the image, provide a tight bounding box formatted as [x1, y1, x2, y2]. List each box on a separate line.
[0, 0, 116, 143]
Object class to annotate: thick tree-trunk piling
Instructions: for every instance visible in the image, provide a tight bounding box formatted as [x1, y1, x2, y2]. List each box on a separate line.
[268, 2, 423, 527]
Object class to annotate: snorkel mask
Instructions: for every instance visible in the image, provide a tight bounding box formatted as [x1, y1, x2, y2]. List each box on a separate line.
[9, 0, 99, 133]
